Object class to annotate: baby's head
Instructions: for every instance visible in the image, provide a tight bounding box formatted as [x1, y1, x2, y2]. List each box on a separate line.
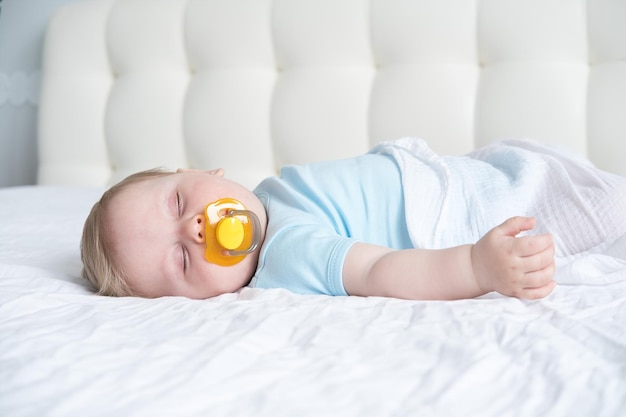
[81, 168, 266, 299]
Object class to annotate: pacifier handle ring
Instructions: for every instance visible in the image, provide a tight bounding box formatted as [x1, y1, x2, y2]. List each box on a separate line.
[224, 209, 262, 256]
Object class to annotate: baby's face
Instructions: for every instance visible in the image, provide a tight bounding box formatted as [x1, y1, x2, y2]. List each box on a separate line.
[105, 170, 265, 299]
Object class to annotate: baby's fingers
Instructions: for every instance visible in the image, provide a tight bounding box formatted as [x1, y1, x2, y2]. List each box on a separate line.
[519, 250, 556, 299]
[522, 258, 556, 287]
[521, 240, 555, 273]
[521, 280, 557, 300]
[516, 233, 554, 257]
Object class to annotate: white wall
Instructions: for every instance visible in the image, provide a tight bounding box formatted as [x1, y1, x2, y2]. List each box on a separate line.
[0, 0, 87, 187]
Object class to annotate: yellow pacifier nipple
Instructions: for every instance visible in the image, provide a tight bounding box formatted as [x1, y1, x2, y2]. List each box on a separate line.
[204, 198, 261, 266]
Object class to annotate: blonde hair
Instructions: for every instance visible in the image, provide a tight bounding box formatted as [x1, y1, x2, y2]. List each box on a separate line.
[80, 168, 174, 296]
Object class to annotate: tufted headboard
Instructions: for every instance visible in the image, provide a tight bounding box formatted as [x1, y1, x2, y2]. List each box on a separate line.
[38, 0, 626, 188]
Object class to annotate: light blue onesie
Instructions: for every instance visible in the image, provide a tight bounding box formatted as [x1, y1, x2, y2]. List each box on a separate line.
[251, 153, 412, 296]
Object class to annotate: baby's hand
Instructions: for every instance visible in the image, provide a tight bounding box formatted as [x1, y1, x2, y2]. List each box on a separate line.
[470, 217, 556, 299]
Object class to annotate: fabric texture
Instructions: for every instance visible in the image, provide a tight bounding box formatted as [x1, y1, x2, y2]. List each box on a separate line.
[374, 138, 626, 260]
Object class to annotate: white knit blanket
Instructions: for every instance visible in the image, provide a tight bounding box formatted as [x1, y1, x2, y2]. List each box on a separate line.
[372, 138, 626, 260]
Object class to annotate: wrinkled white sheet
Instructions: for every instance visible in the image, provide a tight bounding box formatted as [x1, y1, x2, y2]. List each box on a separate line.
[1, 186, 625, 417]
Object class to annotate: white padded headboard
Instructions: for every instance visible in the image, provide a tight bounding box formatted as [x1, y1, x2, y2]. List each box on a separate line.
[38, 0, 626, 188]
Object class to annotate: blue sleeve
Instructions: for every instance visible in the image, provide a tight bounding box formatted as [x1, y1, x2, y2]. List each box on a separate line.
[251, 224, 355, 296]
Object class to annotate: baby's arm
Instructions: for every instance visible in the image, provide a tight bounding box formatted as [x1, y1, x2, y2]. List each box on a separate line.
[343, 216, 556, 300]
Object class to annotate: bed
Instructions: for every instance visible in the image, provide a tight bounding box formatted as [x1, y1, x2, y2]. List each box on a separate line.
[2, 0, 626, 416]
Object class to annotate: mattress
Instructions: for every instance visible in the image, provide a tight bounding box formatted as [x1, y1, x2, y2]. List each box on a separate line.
[1, 185, 625, 417]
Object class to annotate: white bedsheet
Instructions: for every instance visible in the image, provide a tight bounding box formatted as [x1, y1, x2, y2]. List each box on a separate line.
[1, 186, 625, 417]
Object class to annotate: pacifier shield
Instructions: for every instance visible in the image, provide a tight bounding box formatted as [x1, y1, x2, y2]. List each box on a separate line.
[204, 198, 261, 266]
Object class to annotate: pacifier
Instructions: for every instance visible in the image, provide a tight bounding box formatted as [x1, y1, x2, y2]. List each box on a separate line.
[204, 198, 262, 266]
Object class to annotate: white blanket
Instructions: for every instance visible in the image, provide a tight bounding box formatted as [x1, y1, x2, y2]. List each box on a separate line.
[374, 138, 626, 259]
[1, 186, 626, 417]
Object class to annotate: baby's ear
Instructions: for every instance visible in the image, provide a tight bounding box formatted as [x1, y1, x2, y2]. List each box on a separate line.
[176, 168, 224, 177]
[208, 168, 225, 177]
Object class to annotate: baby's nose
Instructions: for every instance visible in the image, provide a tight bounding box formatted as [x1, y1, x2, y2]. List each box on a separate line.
[190, 214, 205, 243]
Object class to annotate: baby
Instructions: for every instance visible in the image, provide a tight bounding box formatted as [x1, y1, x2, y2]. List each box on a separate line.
[81, 138, 626, 301]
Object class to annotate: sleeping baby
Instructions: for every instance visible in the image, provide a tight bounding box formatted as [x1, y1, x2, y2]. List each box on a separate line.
[81, 138, 626, 300]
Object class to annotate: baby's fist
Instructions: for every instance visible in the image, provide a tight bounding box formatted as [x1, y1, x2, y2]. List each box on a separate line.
[471, 217, 556, 299]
